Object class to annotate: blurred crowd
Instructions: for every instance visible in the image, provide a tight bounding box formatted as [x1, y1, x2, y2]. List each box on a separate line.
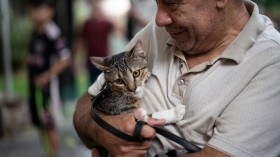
[0, 0, 156, 156]
[0, 0, 279, 157]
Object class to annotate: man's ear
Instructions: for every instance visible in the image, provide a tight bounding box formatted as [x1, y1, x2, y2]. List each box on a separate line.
[216, 0, 228, 9]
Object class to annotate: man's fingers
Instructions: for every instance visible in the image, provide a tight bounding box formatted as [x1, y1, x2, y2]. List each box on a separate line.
[133, 140, 153, 150]
[139, 124, 157, 140]
[91, 148, 100, 157]
[90, 113, 157, 157]
[118, 141, 152, 157]
[147, 117, 166, 126]
[137, 117, 165, 140]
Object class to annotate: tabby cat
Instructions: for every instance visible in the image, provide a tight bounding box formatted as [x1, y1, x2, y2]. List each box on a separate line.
[90, 40, 149, 116]
[90, 40, 187, 156]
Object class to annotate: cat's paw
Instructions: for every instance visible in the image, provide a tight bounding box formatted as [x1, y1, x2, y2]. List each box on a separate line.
[173, 104, 185, 122]
[134, 108, 148, 122]
[152, 104, 185, 124]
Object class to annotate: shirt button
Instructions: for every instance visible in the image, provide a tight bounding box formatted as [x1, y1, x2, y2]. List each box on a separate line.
[180, 62, 183, 68]
[178, 79, 185, 86]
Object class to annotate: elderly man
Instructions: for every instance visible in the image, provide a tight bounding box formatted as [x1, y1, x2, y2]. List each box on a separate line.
[74, 0, 280, 156]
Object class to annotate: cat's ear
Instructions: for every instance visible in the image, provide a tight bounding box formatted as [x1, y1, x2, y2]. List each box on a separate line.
[131, 40, 146, 58]
[90, 57, 110, 72]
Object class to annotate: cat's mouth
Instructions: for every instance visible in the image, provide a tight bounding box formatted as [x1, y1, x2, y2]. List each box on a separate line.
[133, 87, 143, 98]
[124, 87, 143, 98]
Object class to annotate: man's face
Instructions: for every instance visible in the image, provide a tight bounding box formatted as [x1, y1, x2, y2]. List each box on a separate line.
[155, 0, 224, 55]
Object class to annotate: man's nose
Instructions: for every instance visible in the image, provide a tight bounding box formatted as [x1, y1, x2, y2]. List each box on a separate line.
[155, 5, 172, 27]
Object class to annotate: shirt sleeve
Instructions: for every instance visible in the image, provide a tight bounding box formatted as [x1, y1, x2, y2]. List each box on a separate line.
[88, 73, 105, 96]
[54, 37, 71, 60]
[207, 62, 280, 157]
[46, 22, 71, 60]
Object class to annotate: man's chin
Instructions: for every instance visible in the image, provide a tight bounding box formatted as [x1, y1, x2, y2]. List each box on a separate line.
[175, 42, 193, 53]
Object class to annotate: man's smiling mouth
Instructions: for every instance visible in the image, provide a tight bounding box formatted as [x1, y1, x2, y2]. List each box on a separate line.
[166, 28, 186, 38]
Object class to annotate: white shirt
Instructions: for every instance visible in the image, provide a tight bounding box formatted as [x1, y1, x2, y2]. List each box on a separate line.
[89, 1, 280, 156]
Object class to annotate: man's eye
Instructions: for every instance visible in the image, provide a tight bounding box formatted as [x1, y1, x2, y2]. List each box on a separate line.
[163, 0, 178, 8]
[166, 2, 175, 6]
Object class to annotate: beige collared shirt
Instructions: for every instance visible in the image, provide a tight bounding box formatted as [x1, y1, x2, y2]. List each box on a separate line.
[88, 1, 280, 156]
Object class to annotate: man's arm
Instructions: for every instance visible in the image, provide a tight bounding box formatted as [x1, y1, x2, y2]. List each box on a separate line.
[73, 92, 96, 148]
[73, 93, 165, 156]
[73, 93, 230, 157]
[183, 146, 229, 157]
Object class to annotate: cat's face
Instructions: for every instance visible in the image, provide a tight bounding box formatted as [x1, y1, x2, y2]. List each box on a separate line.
[90, 40, 149, 97]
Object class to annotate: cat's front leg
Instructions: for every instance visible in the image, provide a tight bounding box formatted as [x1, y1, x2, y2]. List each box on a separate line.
[134, 108, 149, 123]
[152, 104, 185, 124]
[134, 104, 185, 124]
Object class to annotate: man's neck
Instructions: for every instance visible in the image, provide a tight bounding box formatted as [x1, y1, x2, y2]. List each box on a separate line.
[185, 5, 250, 69]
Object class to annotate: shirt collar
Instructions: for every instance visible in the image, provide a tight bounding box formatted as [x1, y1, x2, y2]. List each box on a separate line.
[220, 0, 266, 64]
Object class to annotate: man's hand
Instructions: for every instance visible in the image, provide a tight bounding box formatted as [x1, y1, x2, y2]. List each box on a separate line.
[92, 111, 165, 157]
[73, 93, 165, 157]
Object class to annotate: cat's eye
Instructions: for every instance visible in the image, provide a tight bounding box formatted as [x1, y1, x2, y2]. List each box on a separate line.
[133, 70, 141, 78]
[114, 79, 123, 84]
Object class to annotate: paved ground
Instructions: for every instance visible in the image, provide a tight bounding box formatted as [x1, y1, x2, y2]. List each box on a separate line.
[0, 102, 91, 157]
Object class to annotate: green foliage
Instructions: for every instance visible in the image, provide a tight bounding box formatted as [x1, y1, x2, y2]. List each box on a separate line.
[10, 12, 33, 71]
[259, 0, 280, 17]
[260, 0, 279, 7]
[0, 7, 32, 74]
[0, 70, 28, 97]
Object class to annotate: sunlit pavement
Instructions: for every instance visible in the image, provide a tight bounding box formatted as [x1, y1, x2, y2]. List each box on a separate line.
[0, 101, 91, 157]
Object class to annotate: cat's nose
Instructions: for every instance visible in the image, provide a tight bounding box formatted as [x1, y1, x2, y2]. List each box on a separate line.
[128, 85, 137, 92]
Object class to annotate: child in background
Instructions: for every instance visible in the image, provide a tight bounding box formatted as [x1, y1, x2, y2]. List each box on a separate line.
[73, 0, 114, 85]
[27, 0, 70, 156]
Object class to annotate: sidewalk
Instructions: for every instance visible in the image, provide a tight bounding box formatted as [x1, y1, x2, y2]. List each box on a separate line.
[0, 101, 91, 157]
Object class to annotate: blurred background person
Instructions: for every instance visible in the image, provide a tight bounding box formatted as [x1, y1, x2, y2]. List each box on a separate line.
[126, 0, 157, 40]
[73, 0, 114, 85]
[27, 0, 70, 156]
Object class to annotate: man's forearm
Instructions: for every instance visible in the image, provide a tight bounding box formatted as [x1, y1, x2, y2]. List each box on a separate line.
[73, 92, 97, 148]
[182, 146, 229, 157]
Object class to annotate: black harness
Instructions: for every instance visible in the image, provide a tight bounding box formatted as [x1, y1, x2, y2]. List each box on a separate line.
[91, 84, 201, 156]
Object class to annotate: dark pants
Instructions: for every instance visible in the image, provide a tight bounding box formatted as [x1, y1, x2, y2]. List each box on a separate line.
[28, 76, 54, 129]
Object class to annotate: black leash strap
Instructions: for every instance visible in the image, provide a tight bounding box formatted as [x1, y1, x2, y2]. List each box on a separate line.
[91, 108, 201, 152]
[91, 109, 144, 142]
[133, 121, 146, 142]
[153, 127, 201, 152]
[91, 85, 201, 152]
